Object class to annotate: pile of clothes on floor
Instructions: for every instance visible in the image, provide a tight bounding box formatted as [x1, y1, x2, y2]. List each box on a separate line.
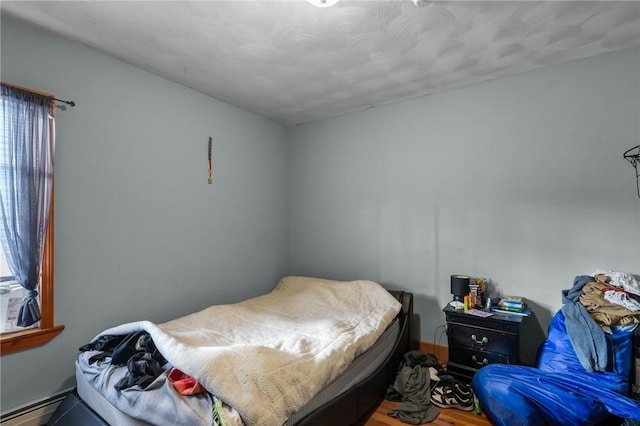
[473, 270, 640, 425]
[384, 350, 477, 424]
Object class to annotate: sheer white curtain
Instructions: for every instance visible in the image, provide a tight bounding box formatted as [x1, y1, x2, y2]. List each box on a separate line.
[0, 84, 55, 327]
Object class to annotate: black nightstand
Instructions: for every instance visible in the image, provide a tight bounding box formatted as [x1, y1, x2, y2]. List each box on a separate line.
[443, 304, 525, 382]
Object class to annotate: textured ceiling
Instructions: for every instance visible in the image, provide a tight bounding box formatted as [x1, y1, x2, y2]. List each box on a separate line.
[3, 1, 640, 126]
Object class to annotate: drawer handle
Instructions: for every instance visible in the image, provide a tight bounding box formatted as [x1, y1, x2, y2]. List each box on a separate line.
[471, 334, 489, 344]
[472, 355, 489, 366]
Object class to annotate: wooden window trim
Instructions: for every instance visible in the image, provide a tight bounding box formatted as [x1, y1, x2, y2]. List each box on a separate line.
[0, 84, 65, 355]
[0, 199, 64, 355]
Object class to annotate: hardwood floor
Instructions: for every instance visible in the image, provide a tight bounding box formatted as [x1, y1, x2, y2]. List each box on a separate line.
[366, 399, 493, 426]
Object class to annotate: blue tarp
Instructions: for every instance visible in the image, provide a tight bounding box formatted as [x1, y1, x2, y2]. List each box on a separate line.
[472, 364, 640, 425]
[472, 310, 640, 425]
[538, 311, 633, 395]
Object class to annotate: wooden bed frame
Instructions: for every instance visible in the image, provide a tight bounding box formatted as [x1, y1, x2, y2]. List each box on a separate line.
[47, 290, 414, 426]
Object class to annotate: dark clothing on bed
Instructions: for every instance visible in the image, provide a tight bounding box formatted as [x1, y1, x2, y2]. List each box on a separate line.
[79, 331, 167, 390]
[114, 352, 166, 390]
[79, 334, 125, 359]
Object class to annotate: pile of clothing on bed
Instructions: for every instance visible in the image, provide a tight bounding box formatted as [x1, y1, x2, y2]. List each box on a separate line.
[78, 329, 240, 425]
[472, 270, 640, 425]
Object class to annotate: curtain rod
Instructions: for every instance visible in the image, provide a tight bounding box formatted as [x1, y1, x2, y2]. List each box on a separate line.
[1, 81, 75, 107]
[54, 98, 75, 107]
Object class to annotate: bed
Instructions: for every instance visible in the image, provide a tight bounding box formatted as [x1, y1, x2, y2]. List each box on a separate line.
[47, 276, 414, 426]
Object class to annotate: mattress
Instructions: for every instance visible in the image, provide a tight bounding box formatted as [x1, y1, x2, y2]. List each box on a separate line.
[76, 318, 400, 426]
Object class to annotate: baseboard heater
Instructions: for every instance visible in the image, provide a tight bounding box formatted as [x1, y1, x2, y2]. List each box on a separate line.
[0, 390, 72, 426]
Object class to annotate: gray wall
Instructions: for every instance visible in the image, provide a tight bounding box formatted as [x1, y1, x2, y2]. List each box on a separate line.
[288, 46, 640, 363]
[1, 18, 289, 411]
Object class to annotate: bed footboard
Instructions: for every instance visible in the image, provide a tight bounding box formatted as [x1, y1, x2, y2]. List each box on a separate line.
[293, 290, 414, 426]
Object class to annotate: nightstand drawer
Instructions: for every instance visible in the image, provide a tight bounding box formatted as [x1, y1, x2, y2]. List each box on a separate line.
[448, 323, 517, 358]
[449, 347, 511, 368]
[443, 304, 525, 382]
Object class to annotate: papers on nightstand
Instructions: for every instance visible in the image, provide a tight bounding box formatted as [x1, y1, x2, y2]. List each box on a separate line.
[465, 308, 494, 318]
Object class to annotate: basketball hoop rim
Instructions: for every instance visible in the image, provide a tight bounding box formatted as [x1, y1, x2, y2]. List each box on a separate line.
[624, 144, 640, 165]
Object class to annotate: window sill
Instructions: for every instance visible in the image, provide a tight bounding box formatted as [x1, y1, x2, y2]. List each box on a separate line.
[0, 324, 65, 355]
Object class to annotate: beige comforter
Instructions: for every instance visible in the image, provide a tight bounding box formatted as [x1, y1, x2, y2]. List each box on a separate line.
[94, 276, 402, 425]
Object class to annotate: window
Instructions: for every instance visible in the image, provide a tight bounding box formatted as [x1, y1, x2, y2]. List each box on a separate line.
[0, 245, 32, 334]
[0, 82, 64, 355]
[0, 246, 11, 275]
